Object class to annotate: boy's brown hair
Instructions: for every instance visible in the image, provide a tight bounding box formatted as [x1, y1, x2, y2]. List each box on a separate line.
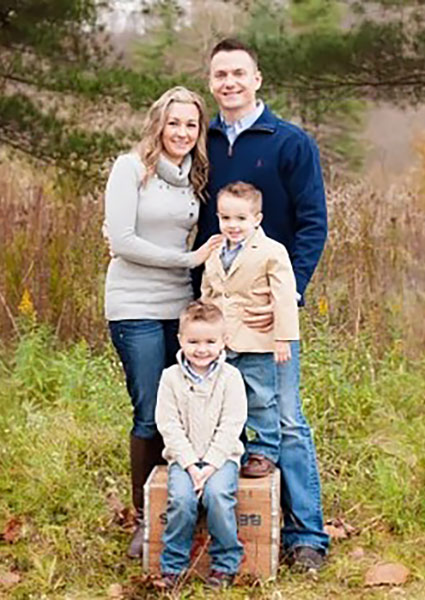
[217, 181, 263, 214]
[179, 301, 224, 334]
[210, 38, 258, 67]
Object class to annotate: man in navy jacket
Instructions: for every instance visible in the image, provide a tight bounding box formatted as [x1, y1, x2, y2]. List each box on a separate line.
[195, 38, 329, 570]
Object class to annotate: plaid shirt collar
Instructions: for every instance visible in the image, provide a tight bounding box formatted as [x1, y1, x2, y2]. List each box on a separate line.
[179, 350, 226, 384]
[220, 238, 245, 273]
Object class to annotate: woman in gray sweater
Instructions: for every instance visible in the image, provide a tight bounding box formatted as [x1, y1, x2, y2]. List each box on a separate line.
[104, 87, 221, 558]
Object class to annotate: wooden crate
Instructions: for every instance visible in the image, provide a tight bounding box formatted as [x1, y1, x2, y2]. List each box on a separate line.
[143, 465, 280, 579]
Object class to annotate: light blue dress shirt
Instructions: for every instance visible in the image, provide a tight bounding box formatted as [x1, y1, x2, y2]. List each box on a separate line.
[221, 101, 265, 146]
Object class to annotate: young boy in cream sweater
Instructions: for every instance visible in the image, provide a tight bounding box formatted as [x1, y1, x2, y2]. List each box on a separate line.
[201, 182, 299, 478]
[155, 301, 247, 590]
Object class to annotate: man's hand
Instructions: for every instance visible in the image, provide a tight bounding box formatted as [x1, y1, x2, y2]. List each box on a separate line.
[243, 286, 274, 332]
[274, 340, 291, 363]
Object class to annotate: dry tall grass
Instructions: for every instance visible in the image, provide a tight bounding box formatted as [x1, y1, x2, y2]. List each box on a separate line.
[309, 139, 425, 354]
[1, 144, 424, 352]
[0, 153, 108, 343]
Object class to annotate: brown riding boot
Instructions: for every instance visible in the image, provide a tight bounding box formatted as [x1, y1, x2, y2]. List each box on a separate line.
[127, 436, 151, 559]
[127, 433, 166, 559]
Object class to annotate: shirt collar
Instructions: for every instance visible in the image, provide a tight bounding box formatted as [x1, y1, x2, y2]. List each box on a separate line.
[220, 100, 265, 134]
[221, 238, 246, 254]
[220, 227, 259, 253]
[179, 350, 226, 384]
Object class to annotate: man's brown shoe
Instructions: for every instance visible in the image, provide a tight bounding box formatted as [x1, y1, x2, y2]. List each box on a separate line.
[241, 454, 275, 478]
[283, 546, 326, 573]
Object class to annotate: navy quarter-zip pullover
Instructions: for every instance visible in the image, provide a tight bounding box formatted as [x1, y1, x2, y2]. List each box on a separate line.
[195, 105, 327, 302]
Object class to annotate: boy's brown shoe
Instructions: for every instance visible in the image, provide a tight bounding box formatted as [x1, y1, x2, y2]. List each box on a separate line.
[154, 573, 180, 590]
[206, 571, 235, 589]
[241, 454, 275, 478]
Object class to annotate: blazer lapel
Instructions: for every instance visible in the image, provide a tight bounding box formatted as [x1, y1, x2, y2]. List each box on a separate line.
[210, 248, 226, 280]
[226, 228, 263, 278]
[226, 247, 244, 277]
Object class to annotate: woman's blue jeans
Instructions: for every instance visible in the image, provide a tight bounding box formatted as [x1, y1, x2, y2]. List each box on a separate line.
[161, 461, 243, 575]
[108, 319, 179, 439]
[277, 341, 329, 554]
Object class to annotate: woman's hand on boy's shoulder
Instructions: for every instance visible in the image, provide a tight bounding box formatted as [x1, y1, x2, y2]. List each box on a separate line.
[192, 234, 223, 266]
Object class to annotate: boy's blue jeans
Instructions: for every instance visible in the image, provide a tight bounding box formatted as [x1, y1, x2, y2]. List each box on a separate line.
[226, 351, 280, 464]
[108, 319, 179, 439]
[161, 461, 243, 575]
[278, 341, 329, 554]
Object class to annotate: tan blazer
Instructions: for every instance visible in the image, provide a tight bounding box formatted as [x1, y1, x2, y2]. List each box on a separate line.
[201, 227, 299, 353]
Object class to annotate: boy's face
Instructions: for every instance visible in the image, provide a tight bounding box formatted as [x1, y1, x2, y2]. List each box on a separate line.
[217, 192, 262, 247]
[179, 320, 225, 374]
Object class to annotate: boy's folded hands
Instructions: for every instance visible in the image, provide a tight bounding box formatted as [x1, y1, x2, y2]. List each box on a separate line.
[187, 463, 217, 498]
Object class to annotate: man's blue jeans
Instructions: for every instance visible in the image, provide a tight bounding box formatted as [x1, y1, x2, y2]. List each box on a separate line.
[226, 352, 280, 464]
[108, 319, 179, 439]
[161, 461, 243, 575]
[278, 341, 329, 553]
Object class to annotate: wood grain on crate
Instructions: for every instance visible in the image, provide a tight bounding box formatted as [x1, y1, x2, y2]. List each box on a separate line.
[143, 465, 280, 578]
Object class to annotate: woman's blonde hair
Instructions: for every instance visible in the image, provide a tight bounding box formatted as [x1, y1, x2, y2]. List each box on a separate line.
[136, 87, 209, 197]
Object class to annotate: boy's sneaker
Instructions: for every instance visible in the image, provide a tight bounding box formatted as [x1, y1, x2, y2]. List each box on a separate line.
[284, 546, 326, 573]
[155, 573, 180, 590]
[206, 570, 235, 589]
[241, 454, 275, 478]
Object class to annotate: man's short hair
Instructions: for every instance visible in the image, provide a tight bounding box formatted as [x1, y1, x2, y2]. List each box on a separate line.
[210, 38, 258, 67]
[179, 301, 224, 334]
[218, 181, 263, 213]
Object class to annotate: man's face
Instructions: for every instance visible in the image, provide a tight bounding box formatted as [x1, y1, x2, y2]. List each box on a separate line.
[209, 50, 262, 119]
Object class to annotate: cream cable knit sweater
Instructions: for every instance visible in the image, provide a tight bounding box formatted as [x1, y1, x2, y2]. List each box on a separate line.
[155, 351, 247, 470]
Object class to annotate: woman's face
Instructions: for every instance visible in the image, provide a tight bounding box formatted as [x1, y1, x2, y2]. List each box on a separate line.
[161, 102, 201, 165]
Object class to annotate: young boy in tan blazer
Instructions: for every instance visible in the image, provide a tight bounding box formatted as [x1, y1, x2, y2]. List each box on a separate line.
[201, 182, 299, 477]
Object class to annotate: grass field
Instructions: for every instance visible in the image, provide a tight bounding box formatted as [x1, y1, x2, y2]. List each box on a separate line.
[1, 319, 424, 599]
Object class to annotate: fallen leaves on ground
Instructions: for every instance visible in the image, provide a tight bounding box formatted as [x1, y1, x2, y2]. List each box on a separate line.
[324, 517, 356, 540]
[0, 516, 22, 543]
[128, 573, 159, 592]
[107, 583, 124, 599]
[350, 546, 366, 560]
[0, 571, 21, 589]
[106, 492, 134, 529]
[365, 563, 410, 587]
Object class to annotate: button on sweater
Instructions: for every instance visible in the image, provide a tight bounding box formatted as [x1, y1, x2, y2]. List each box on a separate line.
[105, 152, 200, 321]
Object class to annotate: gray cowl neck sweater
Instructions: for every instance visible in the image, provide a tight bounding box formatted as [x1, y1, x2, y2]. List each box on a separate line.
[104, 152, 200, 321]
